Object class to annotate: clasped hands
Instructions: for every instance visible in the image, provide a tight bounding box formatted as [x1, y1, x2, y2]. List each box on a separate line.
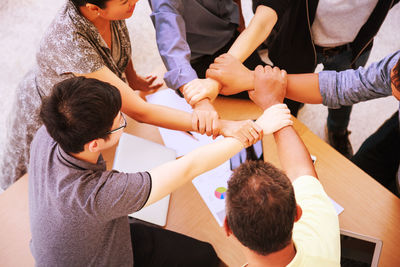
[183, 55, 291, 147]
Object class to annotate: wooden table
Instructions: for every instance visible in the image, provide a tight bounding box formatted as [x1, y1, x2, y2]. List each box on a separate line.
[1, 97, 399, 267]
[106, 97, 400, 266]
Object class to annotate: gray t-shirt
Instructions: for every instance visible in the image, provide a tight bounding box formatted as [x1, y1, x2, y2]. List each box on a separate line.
[28, 126, 152, 266]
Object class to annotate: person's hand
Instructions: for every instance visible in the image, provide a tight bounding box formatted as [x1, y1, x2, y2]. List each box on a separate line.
[192, 99, 220, 137]
[132, 74, 164, 92]
[256, 104, 293, 134]
[220, 119, 263, 148]
[181, 78, 221, 106]
[249, 65, 287, 110]
[206, 53, 254, 95]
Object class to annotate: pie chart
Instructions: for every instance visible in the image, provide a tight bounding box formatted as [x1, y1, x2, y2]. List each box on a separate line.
[214, 187, 227, 200]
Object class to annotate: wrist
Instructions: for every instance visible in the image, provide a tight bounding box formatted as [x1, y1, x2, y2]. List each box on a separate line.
[260, 99, 282, 110]
[248, 70, 255, 90]
[194, 98, 214, 109]
[205, 78, 222, 91]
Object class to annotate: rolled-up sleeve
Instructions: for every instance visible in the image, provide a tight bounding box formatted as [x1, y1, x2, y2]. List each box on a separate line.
[150, 0, 198, 91]
[319, 51, 400, 108]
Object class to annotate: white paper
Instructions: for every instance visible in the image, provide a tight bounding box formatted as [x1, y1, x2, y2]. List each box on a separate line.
[192, 161, 232, 226]
[330, 197, 344, 215]
[146, 89, 193, 113]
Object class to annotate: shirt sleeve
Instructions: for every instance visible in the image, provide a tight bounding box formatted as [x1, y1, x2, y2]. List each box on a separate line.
[47, 31, 105, 76]
[319, 51, 400, 108]
[150, 0, 198, 91]
[292, 176, 340, 262]
[252, 0, 290, 19]
[90, 170, 152, 222]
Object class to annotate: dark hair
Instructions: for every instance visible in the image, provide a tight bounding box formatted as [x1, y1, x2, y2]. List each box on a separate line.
[392, 58, 400, 92]
[40, 77, 122, 153]
[226, 160, 297, 255]
[71, 0, 110, 9]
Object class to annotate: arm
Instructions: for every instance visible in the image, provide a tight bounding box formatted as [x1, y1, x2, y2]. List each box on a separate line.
[125, 59, 163, 92]
[147, 137, 244, 206]
[149, 0, 198, 91]
[274, 126, 317, 181]
[146, 103, 293, 206]
[187, 5, 279, 101]
[78, 66, 195, 131]
[250, 65, 317, 181]
[150, 0, 221, 134]
[227, 5, 278, 62]
[207, 53, 323, 103]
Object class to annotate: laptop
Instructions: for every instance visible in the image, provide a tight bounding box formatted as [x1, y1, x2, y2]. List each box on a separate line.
[340, 229, 382, 267]
[113, 133, 176, 226]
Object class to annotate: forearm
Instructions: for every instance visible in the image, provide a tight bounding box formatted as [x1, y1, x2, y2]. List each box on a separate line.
[80, 67, 195, 131]
[125, 59, 138, 89]
[227, 5, 277, 62]
[273, 126, 317, 181]
[151, 1, 196, 91]
[286, 73, 322, 104]
[147, 137, 244, 206]
[245, 70, 322, 104]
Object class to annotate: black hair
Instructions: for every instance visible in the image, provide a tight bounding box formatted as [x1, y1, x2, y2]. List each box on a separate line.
[70, 0, 110, 9]
[226, 160, 297, 255]
[40, 77, 122, 153]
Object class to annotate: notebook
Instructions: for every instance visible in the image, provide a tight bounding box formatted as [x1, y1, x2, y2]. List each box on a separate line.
[113, 133, 176, 226]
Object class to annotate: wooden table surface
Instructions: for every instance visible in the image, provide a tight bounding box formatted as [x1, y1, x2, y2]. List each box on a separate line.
[1, 97, 399, 267]
[105, 97, 400, 266]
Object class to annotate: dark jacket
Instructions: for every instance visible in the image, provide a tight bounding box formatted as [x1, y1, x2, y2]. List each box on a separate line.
[253, 0, 399, 73]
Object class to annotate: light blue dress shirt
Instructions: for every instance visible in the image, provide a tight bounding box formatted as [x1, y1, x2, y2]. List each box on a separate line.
[319, 51, 400, 109]
[319, 50, 400, 186]
[150, 0, 239, 90]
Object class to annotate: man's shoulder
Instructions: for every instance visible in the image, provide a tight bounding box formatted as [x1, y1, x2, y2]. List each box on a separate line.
[32, 126, 54, 149]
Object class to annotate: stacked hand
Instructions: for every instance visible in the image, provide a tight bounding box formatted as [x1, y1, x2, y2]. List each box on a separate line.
[219, 119, 263, 147]
[191, 99, 220, 137]
[206, 53, 254, 96]
[249, 65, 287, 110]
[181, 78, 220, 106]
[255, 104, 293, 134]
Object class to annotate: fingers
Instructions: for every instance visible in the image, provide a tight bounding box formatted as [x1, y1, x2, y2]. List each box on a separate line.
[189, 92, 208, 106]
[197, 113, 206, 134]
[214, 53, 230, 63]
[254, 65, 264, 75]
[145, 75, 157, 83]
[281, 69, 287, 78]
[204, 113, 213, 136]
[192, 111, 199, 133]
[236, 132, 249, 148]
[183, 82, 210, 106]
[148, 81, 163, 90]
[212, 118, 220, 139]
[205, 68, 219, 80]
[250, 121, 263, 141]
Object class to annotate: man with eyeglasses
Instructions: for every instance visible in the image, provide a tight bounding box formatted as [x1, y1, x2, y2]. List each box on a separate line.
[28, 76, 292, 266]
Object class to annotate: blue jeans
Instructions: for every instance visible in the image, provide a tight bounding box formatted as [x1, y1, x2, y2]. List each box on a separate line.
[317, 47, 371, 132]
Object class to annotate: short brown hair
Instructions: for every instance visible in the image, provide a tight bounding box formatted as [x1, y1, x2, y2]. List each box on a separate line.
[226, 161, 297, 255]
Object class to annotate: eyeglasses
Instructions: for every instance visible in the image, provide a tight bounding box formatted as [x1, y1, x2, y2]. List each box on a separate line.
[106, 112, 127, 134]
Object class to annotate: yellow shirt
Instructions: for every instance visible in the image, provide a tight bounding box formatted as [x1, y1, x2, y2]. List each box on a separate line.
[288, 175, 340, 267]
[241, 175, 340, 267]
